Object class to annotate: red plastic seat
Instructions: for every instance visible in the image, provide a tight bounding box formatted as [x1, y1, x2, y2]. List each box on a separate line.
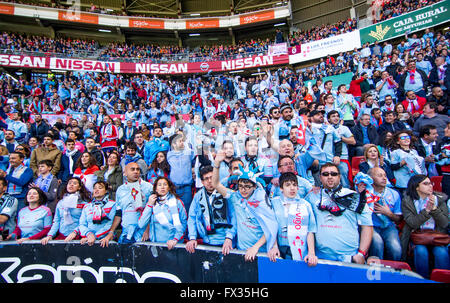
[379, 260, 412, 271]
[367, 259, 412, 271]
[430, 269, 450, 283]
[430, 176, 443, 192]
[351, 156, 366, 177]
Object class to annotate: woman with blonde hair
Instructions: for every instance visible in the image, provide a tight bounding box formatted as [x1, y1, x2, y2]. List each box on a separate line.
[359, 144, 395, 184]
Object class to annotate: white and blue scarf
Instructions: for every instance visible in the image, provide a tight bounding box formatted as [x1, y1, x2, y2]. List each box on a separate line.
[153, 194, 182, 228]
[35, 173, 54, 193]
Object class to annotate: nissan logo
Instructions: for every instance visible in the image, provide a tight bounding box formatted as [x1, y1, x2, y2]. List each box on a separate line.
[200, 62, 209, 71]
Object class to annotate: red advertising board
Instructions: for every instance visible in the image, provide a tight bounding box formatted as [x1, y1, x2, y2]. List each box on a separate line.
[240, 10, 275, 25]
[186, 19, 220, 29]
[58, 11, 99, 24]
[0, 53, 289, 74]
[0, 3, 14, 15]
[129, 18, 165, 29]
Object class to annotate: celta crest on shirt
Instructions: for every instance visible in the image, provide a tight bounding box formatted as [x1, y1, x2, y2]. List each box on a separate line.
[131, 188, 138, 200]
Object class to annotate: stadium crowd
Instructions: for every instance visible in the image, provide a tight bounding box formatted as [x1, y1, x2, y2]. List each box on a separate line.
[288, 18, 358, 46]
[0, 32, 100, 56]
[97, 38, 272, 63]
[0, 0, 444, 65]
[374, 0, 441, 23]
[0, 8, 449, 280]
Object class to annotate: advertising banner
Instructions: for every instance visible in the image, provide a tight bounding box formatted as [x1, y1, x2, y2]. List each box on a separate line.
[0, 53, 289, 74]
[303, 72, 354, 89]
[186, 18, 220, 29]
[48, 57, 121, 73]
[360, 0, 450, 44]
[0, 3, 288, 30]
[58, 11, 99, 24]
[240, 10, 275, 25]
[0, 3, 14, 15]
[288, 44, 301, 55]
[268, 43, 288, 56]
[0, 242, 428, 283]
[121, 54, 289, 74]
[289, 30, 361, 65]
[128, 18, 165, 29]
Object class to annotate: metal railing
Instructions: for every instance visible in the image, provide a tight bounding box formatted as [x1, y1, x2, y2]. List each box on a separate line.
[0, 46, 272, 63]
[97, 48, 270, 63]
[0, 48, 101, 60]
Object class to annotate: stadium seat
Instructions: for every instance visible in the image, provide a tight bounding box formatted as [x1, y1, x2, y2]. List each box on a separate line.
[430, 269, 450, 283]
[430, 176, 443, 192]
[351, 156, 366, 177]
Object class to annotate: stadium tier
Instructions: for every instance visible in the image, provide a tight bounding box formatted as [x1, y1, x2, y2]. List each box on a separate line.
[0, 0, 449, 285]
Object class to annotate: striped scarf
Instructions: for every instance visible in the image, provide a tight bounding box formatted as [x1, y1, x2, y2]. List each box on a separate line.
[153, 194, 182, 228]
[35, 173, 53, 193]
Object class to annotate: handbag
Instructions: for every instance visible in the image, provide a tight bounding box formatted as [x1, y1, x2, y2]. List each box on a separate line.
[410, 229, 450, 246]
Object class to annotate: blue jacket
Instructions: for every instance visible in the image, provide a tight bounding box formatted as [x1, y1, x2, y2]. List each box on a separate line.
[6, 164, 33, 200]
[79, 196, 117, 239]
[116, 180, 153, 242]
[138, 193, 187, 243]
[187, 188, 236, 245]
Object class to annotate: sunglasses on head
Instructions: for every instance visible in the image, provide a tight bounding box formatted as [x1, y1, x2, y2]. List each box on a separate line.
[321, 171, 339, 177]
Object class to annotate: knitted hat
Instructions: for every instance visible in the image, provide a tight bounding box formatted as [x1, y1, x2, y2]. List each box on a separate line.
[280, 103, 292, 113]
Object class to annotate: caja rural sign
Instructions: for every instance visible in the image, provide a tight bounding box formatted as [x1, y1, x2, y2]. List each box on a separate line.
[360, 0, 450, 44]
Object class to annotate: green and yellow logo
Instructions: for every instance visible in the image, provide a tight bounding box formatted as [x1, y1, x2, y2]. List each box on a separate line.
[368, 24, 391, 41]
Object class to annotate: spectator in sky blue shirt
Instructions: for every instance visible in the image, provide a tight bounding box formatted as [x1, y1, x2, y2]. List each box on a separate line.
[167, 133, 195, 212]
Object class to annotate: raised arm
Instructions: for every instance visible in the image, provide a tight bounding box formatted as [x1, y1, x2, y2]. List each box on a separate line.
[212, 149, 230, 198]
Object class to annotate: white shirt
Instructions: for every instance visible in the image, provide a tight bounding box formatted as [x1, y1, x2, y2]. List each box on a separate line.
[420, 138, 435, 156]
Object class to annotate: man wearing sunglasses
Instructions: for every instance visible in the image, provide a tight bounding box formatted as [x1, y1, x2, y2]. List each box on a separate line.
[305, 163, 373, 264]
[268, 107, 281, 123]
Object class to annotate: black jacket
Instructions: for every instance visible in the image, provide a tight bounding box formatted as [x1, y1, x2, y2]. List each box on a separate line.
[58, 150, 81, 182]
[351, 123, 379, 147]
[427, 92, 449, 115]
[30, 121, 50, 142]
[429, 65, 450, 91]
[415, 138, 440, 174]
[398, 69, 429, 97]
[87, 147, 104, 168]
[377, 120, 406, 136]
[415, 139, 440, 158]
